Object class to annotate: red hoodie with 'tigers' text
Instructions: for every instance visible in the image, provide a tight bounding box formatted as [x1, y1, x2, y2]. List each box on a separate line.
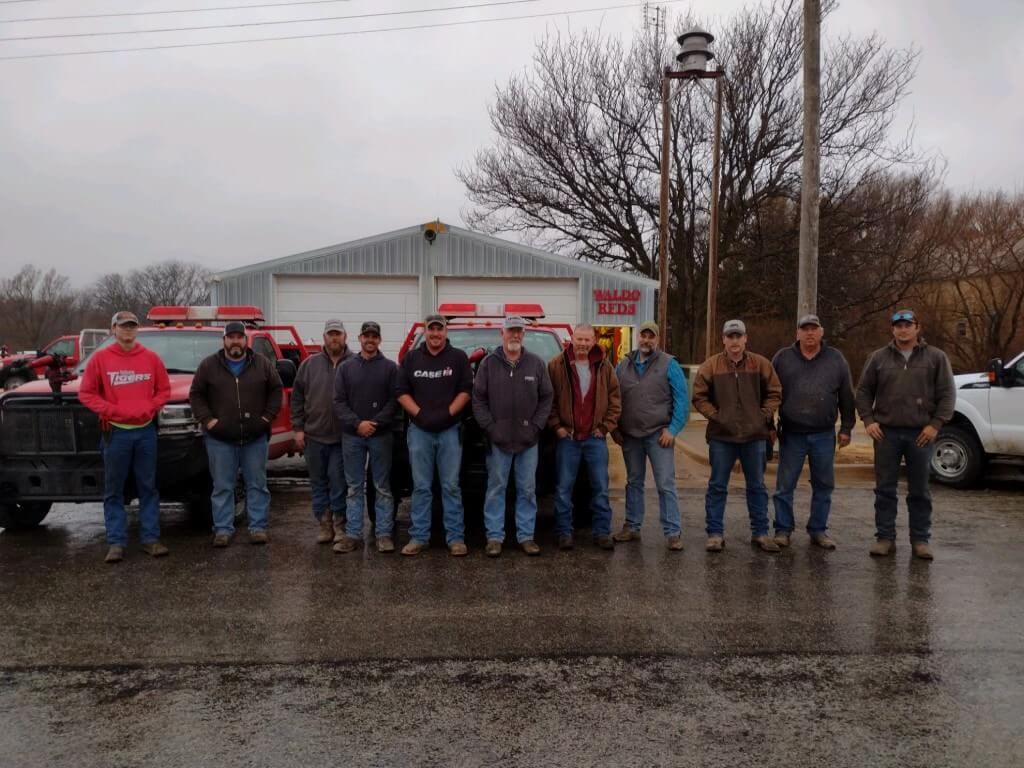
[78, 343, 171, 426]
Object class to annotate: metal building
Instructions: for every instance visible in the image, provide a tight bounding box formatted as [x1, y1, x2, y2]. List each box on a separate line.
[210, 220, 657, 359]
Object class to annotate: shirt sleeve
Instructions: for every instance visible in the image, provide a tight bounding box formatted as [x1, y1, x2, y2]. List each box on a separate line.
[667, 358, 690, 435]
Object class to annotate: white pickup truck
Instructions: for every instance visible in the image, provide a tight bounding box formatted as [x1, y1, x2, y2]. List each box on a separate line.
[931, 352, 1024, 487]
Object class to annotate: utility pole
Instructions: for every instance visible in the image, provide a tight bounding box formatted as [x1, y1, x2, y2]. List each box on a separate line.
[798, 0, 821, 319]
[705, 74, 724, 360]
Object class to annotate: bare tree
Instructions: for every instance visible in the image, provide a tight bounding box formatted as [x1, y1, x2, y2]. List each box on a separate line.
[0, 266, 75, 349]
[458, 0, 922, 359]
[88, 261, 211, 320]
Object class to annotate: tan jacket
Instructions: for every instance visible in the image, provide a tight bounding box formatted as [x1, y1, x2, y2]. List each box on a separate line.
[692, 351, 781, 443]
[547, 346, 621, 437]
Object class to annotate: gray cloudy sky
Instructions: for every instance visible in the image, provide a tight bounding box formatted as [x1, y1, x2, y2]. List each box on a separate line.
[1, 0, 1021, 286]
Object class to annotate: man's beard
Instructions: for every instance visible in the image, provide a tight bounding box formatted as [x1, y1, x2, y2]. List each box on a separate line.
[507, 341, 522, 353]
[226, 345, 245, 359]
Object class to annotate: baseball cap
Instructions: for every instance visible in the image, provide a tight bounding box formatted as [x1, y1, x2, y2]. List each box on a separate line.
[891, 309, 918, 324]
[223, 321, 247, 337]
[360, 321, 382, 336]
[110, 311, 139, 327]
[503, 316, 527, 330]
[424, 313, 447, 328]
[798, 314, 822, 328]
[638, 321, 659, 336]
[323, 319, 345, 333]
[722, 319, 746, 336]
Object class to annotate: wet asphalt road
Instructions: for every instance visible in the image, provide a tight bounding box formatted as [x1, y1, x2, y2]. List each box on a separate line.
[1, 470, 1023, 767]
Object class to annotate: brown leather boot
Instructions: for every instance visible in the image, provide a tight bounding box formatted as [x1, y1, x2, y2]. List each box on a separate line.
[317, 513, 334, 544]
[912, 542, 934, 560]
[869, 539, 896, 557]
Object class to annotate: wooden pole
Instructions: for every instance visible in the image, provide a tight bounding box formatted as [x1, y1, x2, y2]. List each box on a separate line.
[798, 0, 821, 319]
[658, 75, 671, 345]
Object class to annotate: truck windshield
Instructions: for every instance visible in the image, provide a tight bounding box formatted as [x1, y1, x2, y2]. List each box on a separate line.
[413, 328, 564, 361]
[78, 331, 224, 374]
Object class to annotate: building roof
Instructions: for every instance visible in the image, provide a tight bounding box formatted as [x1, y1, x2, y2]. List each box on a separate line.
[211, 221, 658, 287]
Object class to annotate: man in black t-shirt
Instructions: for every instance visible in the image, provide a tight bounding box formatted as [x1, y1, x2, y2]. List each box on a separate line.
[396, 314, 474, 556]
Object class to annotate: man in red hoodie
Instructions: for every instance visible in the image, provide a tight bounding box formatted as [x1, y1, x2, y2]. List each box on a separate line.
[79, 311, 171, 563]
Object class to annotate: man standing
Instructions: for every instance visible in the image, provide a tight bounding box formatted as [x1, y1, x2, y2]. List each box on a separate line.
[692, 319, 782, 553]
[79, 311, 171, 563]
[291, 319, 352, 545]
[771, 314, 856, 549]
[333, 321, 399, 554]
[472, 316, 553, 557]
[548, 324, 621, 551]
[396, 313, 473, 556]
[856, 309, 955, 560]
[189, 321, 282, 547]
[612, 321, 689, 550]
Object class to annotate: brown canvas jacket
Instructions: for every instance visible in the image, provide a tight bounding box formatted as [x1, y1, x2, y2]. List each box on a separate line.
[547, 345, 621, 437]
[691, 351, 781, 443]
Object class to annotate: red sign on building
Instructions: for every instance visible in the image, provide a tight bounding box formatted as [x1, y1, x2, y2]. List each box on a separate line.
[594, 289, 640, 316]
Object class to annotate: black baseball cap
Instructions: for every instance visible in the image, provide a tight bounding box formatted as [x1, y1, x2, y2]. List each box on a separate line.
[360, 321, 382, 336]
[223, 321, 247, 337]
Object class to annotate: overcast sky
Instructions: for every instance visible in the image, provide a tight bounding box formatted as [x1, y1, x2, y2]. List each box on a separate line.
[1, 0, 1021, 286]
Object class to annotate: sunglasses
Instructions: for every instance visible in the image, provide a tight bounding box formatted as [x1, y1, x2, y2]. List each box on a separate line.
[891, 311, 916, 324]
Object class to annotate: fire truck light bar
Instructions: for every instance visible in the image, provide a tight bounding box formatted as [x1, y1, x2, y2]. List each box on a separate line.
[146, 305, 265, 324]
[436, 303, 545, 320]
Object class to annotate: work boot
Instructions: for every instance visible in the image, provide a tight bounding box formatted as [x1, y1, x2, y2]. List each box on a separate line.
[141, 541, 169, 558]
[317, 513, 334, 544]
[593, 535, 615, 551]
[448, 541, 468, 557]
[333, 516, 346, 543]
[557, 534, 575, 551]
[773, 532, 792, 548]
[811, 533, 837, 550]
[612, 525, 640, 543]
[401, 540, 427, 557]
[912, 542, 934, 560]
[212, 533, 232, 548]
[751, 536, 780, 553]
[666, 535, 684, 551]
[705, 536, 725, 552]
[249, 530, 268, 545]
[520, 540, 541, 556]
[869, 539, 896, 557]
[333, 536, 360, 554]
[104, 545, 124, 563]
[485, 539, 503, 558]
[377, 536, 396, 554]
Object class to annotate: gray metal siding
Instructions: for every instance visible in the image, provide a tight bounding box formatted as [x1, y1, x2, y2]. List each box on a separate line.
[211, 225, 656, 329]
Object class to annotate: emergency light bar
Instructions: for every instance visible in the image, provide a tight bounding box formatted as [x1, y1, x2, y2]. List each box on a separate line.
[436, 303, 545, 320]
[146, 305, 265, 325]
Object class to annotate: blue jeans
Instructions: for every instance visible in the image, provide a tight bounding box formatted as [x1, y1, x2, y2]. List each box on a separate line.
[705, 439, 769, 537]
[622, 433, 681, 536]
[554, 437, 613, 537]
[100, 423, 160, 547]
[873, 427, 935, 543]
[342, 432, 394, 539]
[484, 443, 538, 543]
[204, 434, 270, 535]
[772, 430, 836, 535]
[304, 437, 347, 522]
[407, 423, 465, 545]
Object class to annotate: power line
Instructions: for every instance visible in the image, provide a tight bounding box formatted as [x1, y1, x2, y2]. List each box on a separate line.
[0, 0, 540, 42]
[3, 0, 355, 24]
[0, 1, 681, 60]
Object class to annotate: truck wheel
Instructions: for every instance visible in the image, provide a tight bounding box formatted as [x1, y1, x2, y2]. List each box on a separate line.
[931, 426, 985, 489]
[0, 501, 53, 530]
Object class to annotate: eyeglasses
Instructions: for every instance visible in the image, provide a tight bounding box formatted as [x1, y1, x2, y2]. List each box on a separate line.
[891, 311, 916, 324]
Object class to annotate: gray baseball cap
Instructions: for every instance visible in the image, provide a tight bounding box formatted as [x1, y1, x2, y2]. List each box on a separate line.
[503, 315, 527, 330]
[323, 318, 345, 333]
[111, 311, 139, 327]
[722, 319, 746, 335]
[798, 314, 821, 328]
[424, 313, 447, 328]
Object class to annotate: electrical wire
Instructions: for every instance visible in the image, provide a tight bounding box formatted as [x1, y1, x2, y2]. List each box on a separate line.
[0, 1, 680, 60]
[2, 1, 356, 24]
[0, 0, 540, 42]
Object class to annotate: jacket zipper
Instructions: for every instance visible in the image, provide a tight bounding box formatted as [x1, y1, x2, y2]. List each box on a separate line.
[235, 376, 244, 445]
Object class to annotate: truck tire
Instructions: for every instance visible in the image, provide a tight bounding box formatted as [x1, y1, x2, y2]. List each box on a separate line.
[931, 426, 985, 489]
[0, 501, 53, 530]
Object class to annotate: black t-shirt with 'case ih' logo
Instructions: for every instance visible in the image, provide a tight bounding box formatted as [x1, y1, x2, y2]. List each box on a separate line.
[397, 340, 473, 433]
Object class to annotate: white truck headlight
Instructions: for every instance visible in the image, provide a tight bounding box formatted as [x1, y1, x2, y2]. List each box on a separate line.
[158, 403, 200, 435]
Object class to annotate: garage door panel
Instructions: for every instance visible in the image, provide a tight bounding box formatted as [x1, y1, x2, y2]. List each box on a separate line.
[436, 277, 579, 325]
[274, 275, 419, 359]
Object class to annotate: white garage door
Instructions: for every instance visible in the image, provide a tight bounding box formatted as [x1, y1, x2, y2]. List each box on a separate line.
[274, 275, 420, 360]
[435, 277, 579, 325]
